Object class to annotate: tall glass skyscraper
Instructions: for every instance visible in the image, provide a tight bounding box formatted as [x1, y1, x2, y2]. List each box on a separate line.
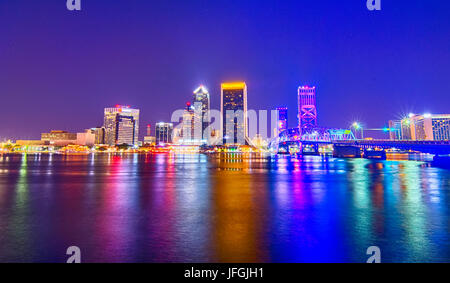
[104, 105, 140, 146]
[221, 82, 248, 144]
[298, 86, 317, 134]
[192, 85, 210, 142]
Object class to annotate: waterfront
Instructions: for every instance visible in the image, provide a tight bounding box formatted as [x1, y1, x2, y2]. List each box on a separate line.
[0, 153, 448, 263]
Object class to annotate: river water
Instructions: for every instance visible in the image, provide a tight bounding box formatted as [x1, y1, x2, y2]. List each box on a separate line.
[0, 153, 448, 262]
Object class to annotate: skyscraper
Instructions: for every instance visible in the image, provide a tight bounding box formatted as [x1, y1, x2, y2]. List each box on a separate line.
[192, 85, 210, 141]
[104, 105, 140, 146]
[88, 127, 106, 144]
[155, 122, 173, 144]
[277, 107, 288, 136]
[298, 86, 317, 134]
[405, 114, 450, 141]
[221, 82, 248, 144]
[180, 102, 196, 144]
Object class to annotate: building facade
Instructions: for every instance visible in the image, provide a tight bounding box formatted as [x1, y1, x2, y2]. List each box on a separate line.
[298, 86, 317, 134]
[192, 85, 210, 141]
[221, 82, 248, 145]
[401, 118, 413, 140]
[87, 127, 106, 145]
[41, 130, 77, 142]
[155, 122, 173, 145]
[403, 114, 450, 141]
[104, 106, 140, 146]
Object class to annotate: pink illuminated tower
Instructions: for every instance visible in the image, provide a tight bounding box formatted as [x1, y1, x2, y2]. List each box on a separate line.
[298, 86, 317, 134]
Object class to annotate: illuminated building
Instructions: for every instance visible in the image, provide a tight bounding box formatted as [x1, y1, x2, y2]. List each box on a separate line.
[192, 85, 210, 141]
[221, 82, 248, 145]
[41, 130, 77, 142]
[87, 127, 105, 144]
[177, 102, 204, 145]
[298, 86, 317, 134]
[406, 114, 450, 141]
[76, 132, 96, 147]
[16, 140, 50, 146]
[155, 122, 173, 144]
[401, 118, 412, 140]
[181, 102, 195, 142]
[276, 107, 288, 136]
[40, 130, 95, 146]
[104, 105, 140, 146]
[388, 120, 402, 140]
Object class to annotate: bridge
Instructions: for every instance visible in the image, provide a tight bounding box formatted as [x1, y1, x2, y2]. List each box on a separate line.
[270, 128, 450, 155]
[333, 140, 450, 155]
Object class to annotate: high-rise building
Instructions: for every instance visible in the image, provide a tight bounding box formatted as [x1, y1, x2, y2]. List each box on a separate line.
[277, 107, 288, 136]
[104, 106, 140, 146]
[155, 122, 173, 145]
[180, 102, 196, 144]
[406, 114, 450, 141]
[298, 86, 317, 134]
[192, 85, 210, 141]
[221, 82, 248, 144]
[401, 118, 413, 140]
[87, 127, 106, 144]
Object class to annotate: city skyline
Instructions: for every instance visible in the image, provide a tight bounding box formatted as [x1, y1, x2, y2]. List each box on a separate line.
[1, 1, 449, 140]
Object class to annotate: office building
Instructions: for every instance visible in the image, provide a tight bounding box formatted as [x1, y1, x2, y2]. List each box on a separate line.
[104, 105, 140, 146]
[76, 132, 96, 147]
[192, 85, 211, 141]
[221, 82, 248, 144]
[401, 118, 413, 140]
[87, 127, 106, 144]
[403, 114, 450, 141]
[181, 102, 195, 141]
[41, 130, 77, 142]
[155, 122, 173, 144]
[40, 130, 95, 146]
[298, 86, 317, 134]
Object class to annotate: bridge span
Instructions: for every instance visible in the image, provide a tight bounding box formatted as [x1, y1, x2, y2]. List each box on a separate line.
[270, 128, 450, 155]
[332, 140, 450, 155]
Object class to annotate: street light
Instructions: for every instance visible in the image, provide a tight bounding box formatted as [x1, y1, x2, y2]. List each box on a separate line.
[351, 122, 364, 140]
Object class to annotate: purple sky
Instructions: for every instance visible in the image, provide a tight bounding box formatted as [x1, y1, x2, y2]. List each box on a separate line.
[0, 0, 449, 140]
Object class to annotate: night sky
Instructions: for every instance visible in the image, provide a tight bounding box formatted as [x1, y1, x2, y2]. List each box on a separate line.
[1, 0, 449, 140]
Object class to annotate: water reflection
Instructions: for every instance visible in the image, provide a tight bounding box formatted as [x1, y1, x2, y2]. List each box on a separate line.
[0, 153, 448, 262]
